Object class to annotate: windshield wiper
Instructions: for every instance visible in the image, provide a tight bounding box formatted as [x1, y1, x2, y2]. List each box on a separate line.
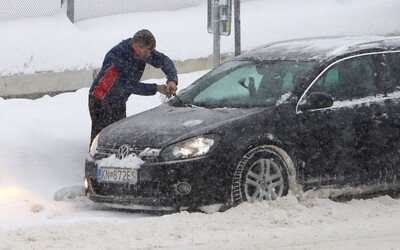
[172, 92, 194, 108]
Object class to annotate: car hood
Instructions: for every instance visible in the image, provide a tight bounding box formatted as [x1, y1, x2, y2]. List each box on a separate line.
[99, 103, 265, 148]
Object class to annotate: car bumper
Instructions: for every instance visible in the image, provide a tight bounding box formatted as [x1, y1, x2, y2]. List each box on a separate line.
[84, 155, 229, 210]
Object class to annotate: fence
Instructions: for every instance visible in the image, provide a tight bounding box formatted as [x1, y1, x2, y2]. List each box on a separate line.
[0, 0, 60, 21]
[0, 0, 202, 23]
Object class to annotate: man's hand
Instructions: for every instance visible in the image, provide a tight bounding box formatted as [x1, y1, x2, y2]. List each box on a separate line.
[166, 81, 178, 93]
[157, 81, 178, 98]
[156, 84, 168, 97]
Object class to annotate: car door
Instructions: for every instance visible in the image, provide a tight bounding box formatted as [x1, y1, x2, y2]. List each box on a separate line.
[296, 53, 385, 188]
[374, 51, 400, 185]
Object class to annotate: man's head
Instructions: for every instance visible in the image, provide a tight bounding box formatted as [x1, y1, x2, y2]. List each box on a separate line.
[132, 29, 156, 60]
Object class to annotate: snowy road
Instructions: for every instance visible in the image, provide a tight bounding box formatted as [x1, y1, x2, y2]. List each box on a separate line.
[1, 194, 400, 249]
[2, 0, 400, 247]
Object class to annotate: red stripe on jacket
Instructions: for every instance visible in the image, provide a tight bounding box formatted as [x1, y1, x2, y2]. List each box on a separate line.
[92, 66, 118, 100]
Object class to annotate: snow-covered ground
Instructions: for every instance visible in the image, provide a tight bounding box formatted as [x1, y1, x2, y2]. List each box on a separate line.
[1, 0, 400, 249]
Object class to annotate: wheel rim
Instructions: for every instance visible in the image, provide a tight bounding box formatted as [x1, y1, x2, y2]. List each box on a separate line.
[244, 158, 284, 202]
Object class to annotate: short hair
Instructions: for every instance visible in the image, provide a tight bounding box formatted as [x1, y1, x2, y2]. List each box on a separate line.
[132, 29, 156, 49]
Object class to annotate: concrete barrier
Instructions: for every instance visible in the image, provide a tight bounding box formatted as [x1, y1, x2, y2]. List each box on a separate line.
[0, 54, 233, 99]
[0, 70, 94, 99]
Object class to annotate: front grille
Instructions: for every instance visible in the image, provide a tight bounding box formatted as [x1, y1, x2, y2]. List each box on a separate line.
[90, 178, 163, 198]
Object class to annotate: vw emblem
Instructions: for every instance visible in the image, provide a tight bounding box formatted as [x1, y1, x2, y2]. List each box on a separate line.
[117, 144, 130, 159]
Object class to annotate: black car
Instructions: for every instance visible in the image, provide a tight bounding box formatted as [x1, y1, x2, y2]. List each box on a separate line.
[85, 36, 400, 212]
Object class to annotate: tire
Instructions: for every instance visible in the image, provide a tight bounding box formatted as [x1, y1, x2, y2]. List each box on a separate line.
[231, 145, 292, 205]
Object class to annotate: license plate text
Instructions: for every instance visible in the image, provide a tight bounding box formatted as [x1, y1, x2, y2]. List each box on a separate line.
[97, 167, 138, 184]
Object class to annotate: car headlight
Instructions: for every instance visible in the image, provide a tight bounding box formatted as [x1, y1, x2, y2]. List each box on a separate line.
[160, 134, 220, 161]
[89, 134, 99, 157]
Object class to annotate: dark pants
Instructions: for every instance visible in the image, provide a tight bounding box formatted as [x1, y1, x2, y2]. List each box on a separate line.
[88, 95, 126, 146]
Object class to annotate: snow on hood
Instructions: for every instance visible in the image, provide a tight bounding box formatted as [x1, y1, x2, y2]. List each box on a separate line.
[99, 103, 263, 148]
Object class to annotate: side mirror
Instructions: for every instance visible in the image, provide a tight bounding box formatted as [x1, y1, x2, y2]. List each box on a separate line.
[299, 92, 333, 111]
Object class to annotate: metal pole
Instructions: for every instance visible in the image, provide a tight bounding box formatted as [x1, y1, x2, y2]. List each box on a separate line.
[213, 0, 221, 68]
[67, 0, 75, 23]
[234, 0, 241, 56]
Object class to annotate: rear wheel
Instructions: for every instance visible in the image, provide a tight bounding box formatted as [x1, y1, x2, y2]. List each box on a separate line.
[231, 145, 291, 205]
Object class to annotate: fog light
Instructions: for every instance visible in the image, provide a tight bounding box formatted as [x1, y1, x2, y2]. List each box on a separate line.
[84, 177, 89, 189]
[175, 182, 191, 195]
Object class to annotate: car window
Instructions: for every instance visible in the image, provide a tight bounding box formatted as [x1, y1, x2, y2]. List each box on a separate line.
[308, 55, 377, 101]
[181, 60, 316, 108]
[383, 52, 400, 93]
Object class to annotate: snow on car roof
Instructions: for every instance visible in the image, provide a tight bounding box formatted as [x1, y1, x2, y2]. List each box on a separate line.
[238, 36, 400, 62]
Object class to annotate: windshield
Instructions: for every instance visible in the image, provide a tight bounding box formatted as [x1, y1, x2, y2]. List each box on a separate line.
[178, 60, 316, 108]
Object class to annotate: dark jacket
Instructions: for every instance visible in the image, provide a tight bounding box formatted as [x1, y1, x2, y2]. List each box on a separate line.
[89, 38, 178, 106]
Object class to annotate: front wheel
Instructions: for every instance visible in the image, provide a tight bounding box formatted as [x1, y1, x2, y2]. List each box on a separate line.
[231, 145, 293, 205]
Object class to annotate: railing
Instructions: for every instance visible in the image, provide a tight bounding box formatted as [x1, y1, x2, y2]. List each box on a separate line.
[0, 0, 202, 23]
[0, 0, 60, 21]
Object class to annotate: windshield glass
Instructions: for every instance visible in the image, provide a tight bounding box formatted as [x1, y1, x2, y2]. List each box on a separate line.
[178, 60, 316, 108]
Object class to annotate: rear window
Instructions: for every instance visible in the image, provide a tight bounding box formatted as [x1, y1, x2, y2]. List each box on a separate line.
[383, 52, 400, 91]
[308, 54, 377, 101]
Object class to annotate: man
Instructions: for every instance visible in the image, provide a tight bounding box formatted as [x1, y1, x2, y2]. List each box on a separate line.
[88, 29, 178, 145]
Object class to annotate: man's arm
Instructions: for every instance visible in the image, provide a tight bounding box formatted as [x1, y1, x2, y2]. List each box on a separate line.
[91, 51, 119, 100]
[147, 50, 179, 86]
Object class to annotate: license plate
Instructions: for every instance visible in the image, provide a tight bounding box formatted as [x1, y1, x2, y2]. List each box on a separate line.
[97, 167, 138, 184]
